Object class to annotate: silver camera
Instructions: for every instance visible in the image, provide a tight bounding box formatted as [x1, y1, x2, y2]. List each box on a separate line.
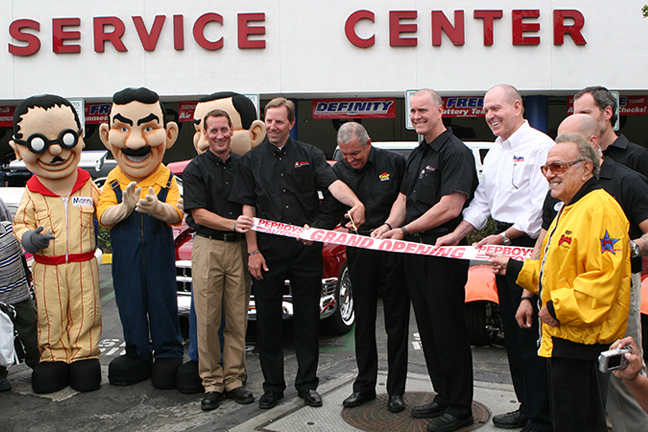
[598, 347, 632, 373]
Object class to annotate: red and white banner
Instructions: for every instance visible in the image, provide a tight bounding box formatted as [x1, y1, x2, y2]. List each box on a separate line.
[84, 103, 111, 124]
[252, 218, 532, 261]
[441, 97, 485, 117]
[313, 98, 396, 119]
[0, 106, 15, 128]
[567, 95, 648, 116]
[179, 101, 198, 122]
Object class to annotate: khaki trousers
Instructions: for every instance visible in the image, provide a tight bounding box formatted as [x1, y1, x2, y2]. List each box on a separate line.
[192, 235, 249, 393]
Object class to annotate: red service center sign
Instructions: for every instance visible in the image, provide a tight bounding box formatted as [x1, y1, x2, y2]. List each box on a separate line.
[567, 96, 647, 116]
[179, 102, 198, 122]
[85, 103, 111, 124]
[442, 97, 485, 117]
[313, 98, 396, 119]
[0, 106, 15, 128]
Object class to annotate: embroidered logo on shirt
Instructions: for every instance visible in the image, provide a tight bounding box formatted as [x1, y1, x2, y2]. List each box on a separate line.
[379, 172, 390, 182]
[558, 234, 572, 247]
[600, 231, 621, 254]
[513, 155, 525, 163]
[72, 197, 94, 207]
[294, 161, 310, 168]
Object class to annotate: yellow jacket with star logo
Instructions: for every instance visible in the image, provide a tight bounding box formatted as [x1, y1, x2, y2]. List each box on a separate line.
[516, 182, 630, 359]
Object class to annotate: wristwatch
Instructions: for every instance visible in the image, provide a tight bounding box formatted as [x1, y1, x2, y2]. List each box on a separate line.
[500, 231, 512, 246]
[630, 240, 640, 258]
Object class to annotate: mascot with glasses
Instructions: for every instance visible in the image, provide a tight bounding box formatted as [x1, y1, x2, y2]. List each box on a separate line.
[10, 94, 102, 394]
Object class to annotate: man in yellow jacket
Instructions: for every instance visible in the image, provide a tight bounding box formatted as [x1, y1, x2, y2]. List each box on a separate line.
[488, 134, 631, 432]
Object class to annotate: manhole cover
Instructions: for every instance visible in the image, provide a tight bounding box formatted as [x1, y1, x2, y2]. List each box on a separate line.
[342, 392, 490, 432]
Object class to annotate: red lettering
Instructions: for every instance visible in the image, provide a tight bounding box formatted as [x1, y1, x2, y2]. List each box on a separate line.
[474, 10, 503, 46]
[512, 10, 540, 45]
[53, 18, 80, 54]
[174, 15, 184, 50]
[238, 13, 265, 49]
[493, 246, 503, 254]
[503, 247, 511, 255]
[94, 16, 127, 52]
[8, 19, 40, 56]
[392, 240, 406, 252]
[345, 10, 375, 48]
[133, 15, 166, 51]
[431, 10, 464, 46]
[553, 10, 586, 45]
[347, 234, 362, 247]
[415, 244, 431, 255]
[378, 240, 393, 251]
[321, 231, 337, 243]
[335, 233, 348, 244]
[512, 247, 521, 256]
[451, 248, 465, 258]
[390, 10, 417, 47]
[193, 13, 224, 50]
[405, 243, 417, 254]
[359, 237, 374, 249]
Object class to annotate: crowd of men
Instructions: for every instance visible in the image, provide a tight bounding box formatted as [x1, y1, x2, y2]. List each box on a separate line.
[4, 84, 648, 432]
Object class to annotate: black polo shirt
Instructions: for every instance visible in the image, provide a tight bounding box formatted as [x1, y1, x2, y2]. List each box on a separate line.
[604, 134, 648, 179]
[314, 146, 406, 232]
[400, 128, 478, 239]
[182, 150, 242, 237]
[230, 138, 338, 226]
[541, 157, 648, 273]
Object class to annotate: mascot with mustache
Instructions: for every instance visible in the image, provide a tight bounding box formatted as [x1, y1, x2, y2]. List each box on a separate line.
[10, 94, 102, 394]
[98, 87, 184, 389]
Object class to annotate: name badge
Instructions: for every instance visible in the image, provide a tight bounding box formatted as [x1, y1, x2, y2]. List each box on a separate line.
[72, 197, 94, 207]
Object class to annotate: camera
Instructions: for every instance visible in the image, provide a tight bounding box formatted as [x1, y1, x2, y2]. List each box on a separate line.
[598, 346, 632, 373]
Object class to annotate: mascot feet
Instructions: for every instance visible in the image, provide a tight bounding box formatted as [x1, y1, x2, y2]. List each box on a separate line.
[108, 354, 152, 386]
[70, 359, 101, 392]
[32, 361, 70, 394]
[176, 360, 203, 394]
[152, 357, 183, 389]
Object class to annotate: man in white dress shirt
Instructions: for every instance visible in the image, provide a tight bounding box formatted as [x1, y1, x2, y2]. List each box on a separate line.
[436, 84, 554, 432]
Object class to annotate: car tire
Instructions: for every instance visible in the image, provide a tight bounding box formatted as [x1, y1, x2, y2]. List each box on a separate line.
[321, 263, 355, 335]
[464, 301, 501, 346]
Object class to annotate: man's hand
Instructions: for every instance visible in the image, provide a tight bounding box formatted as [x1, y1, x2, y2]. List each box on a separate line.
[486, 252, 509, 275]
[435, 232, 460, 247]
[371, 224, 390, 238]
[177, 198, 185, 214]
[234, 215, 253, 233]
[297, 224, 314, 246]
[474, 233, 503, 249]
[611, 337, 642, 381]
[379, 228, 404, 240]
[248, 252, 269, 281]
[516, 300, 534, 329]
[122, 182, 141, 213]
[21, 226, 55, 253]
[539, 306, 559, 327]
[344, 202, 365, 230]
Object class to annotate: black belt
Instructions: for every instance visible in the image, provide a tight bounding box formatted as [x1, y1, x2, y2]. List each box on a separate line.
[494, 221, 513, 232]
[197, 232, 243, 242]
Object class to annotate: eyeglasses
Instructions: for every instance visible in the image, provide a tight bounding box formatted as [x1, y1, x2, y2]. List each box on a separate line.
[540, 159, 586, 175]
[13, 129, 82, 154]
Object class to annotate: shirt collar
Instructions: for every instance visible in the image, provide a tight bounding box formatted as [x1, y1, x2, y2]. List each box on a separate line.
[421, 128, 453, 152]
[599, 157, 614, 180]
[495, 120, 530, 148]
[608, 134, 629, 151]
[565, 176, 602, 206]
[206, 150, 231, 166]
[26, 168, 91, 197]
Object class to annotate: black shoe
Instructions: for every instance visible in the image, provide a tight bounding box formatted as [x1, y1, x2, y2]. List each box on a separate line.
[259, 391, 284, 409]
[492, 408, 528, 429]
[412, 401, 447, 419]
[343, 391, 376, 408]
[201, 391, 224, 411]
[388, 395, 406, 413]
[298, 389, 323, 407]
[226, 386, 254, 404]
[0, 378, 11, 392]
[427, 413, 474, 432]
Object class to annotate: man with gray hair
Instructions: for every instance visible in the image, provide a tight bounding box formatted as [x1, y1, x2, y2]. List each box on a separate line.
[489, 134, 630, 432]
[531, 113, 648, 431]
[314, 122, 410, 413]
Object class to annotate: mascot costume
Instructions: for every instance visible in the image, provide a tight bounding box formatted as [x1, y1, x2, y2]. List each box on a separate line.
[97, 87, 184, 389]
[176, 91, 264, 394]
[10, 94, 102, 393]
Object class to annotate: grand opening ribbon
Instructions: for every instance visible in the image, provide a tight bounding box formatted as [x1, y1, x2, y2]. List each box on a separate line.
[251, 218, 533, 261]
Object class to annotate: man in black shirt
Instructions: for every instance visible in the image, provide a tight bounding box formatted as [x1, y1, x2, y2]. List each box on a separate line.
[182, 109, 255, 411]
[230, 98, 365, 409]
[374, 89, 478, 432]
[314, 122, 410, 413]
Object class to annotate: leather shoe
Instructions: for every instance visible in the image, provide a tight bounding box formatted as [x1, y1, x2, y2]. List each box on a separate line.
[226, 386, 254, 404]
[427, 412, 474, 432]
[388, 395, 406, 413]
[201, 391, 224, 411]
[298, 389, 323, 407]
[259, 391, 284, 409]
[412, 401, 447, 418]
[343, 391, 376, 408]
[492, 408, 528, 429]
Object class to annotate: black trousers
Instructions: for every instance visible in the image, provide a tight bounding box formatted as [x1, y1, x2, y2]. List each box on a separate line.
[346, 247, 410, 396]
[254, 235, 322, 393]
[404, 253, 473, 417]
[496, 236, 552, 431]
